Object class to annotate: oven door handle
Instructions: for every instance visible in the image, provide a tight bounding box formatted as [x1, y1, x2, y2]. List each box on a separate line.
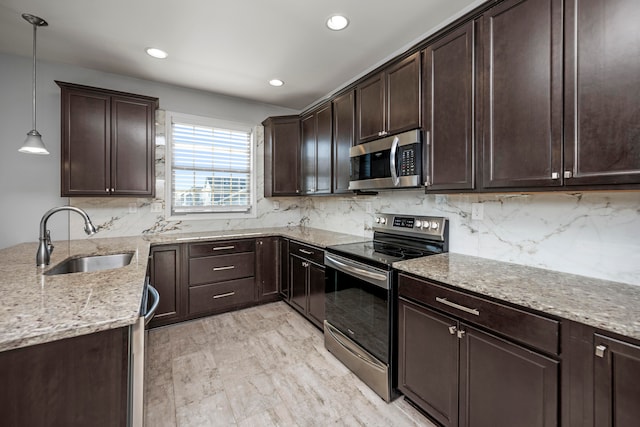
[324, 253, 389, 290]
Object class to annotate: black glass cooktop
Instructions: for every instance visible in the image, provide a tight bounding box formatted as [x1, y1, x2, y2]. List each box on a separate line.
[327, 234, 445, 269]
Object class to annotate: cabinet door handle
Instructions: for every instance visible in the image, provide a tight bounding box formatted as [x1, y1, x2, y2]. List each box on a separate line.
[435, 297, 480, 316]
[213, 245, 235, 251]
[213, 291, 235, 299]
[299, 249, 314, 255]
[105, 188, 109, 193]
[595, 344, 608, 358]
[564, 171, 573, 179]
[448, 325, 457, 335]
[213, 265, 235, 271]
[457, 329, 466, 339]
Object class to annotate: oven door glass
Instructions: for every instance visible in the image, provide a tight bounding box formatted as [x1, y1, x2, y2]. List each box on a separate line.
[325, 268, 390, 364]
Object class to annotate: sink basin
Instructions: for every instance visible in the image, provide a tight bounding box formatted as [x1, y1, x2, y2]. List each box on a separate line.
[44, 252, 134, 275]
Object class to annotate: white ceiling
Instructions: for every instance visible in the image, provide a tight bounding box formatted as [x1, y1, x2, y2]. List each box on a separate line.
[0, 0, 481, 111]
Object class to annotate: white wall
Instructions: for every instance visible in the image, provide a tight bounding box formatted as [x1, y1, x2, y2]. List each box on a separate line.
[0, 52, 296, 248]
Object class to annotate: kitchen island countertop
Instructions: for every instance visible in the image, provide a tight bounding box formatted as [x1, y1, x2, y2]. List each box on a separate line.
[394, 253, 640, 341]
[0, 227, 365, 352]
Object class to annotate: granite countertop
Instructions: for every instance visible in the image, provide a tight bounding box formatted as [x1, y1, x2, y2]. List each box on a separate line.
[0, 227, 363, 352]
[394, 253, 640, 341]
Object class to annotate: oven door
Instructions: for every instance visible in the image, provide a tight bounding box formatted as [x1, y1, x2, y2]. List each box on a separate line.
[324, 252, 391, 364]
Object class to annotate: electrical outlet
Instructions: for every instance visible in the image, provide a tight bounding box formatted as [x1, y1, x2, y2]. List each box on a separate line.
[471, 203, 484, 220]
[273, 201, 280, 210]
[151, 202, 163, 213]
[128, 203, 137, 214]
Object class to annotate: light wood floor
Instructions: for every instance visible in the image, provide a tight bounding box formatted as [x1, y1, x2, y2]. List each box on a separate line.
[144, 301, 436, 426]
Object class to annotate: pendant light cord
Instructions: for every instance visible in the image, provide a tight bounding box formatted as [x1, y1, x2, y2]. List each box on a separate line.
[32, 22, 37, 130]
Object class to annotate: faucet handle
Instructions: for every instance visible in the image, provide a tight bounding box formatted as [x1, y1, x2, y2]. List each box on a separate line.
[46, 230, 54, 254]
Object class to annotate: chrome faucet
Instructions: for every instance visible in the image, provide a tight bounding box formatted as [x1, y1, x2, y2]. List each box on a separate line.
[37, 206, 97, 267]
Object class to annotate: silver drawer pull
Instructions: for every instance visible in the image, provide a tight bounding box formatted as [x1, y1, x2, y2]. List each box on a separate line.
[299, 249, 313, 255]
[595, 344, 607, 358]
[436, 297, 480, 316]
[213, 291, 235, 299]
[213, 265, 235, 271]
[213, 245, 235, 251]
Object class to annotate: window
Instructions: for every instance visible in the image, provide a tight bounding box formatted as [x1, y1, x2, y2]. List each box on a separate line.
[166, 112, 255, 217]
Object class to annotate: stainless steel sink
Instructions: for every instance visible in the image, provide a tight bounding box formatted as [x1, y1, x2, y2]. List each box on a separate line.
[44, 252, 134, 275]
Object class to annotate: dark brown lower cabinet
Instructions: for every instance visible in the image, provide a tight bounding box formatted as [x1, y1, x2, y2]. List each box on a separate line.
[593, 333, 640, 427]
[256, 236, 280, 302]
[398, 296, 559, 427]
[148, 244, 182, 328]
[288, 242, 326, 329]
[0, 328, 129, 427]
[279, 238, 290, 300]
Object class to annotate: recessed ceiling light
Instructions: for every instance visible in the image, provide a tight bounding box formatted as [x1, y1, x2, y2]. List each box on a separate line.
[326, 15, 349, 31]
[146, 48, 168, 59]
[269, 79, 284, 87]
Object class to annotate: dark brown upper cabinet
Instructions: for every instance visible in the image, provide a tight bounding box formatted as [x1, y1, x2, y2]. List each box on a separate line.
[300, 103, 332, 195]
[356, 52, 421, 144]
[481, 0, 563, 190]
[57, 81, 157, 197]
[423, 21, 476, 192]
[263, 115, 301, 197]
[332, 90, 355, 194]
[564, 0, 640, 186]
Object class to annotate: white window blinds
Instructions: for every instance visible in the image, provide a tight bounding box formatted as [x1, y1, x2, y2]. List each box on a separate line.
[170, 119, 252, 214]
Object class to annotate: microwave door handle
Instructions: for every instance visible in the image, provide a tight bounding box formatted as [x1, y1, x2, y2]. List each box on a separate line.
[389, 136, 400, 186]
[424, 130, 431, 187]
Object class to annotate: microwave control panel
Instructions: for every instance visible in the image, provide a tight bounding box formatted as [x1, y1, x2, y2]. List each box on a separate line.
[399, 144, 419, 176]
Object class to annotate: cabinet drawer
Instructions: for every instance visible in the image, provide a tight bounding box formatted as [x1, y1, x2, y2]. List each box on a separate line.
[399, 274, 559, 355]
[189, 253, 255, 286]
[189, 239, 255, 257]
[289, 241, 324, 264]
[188, 278, 255, 315]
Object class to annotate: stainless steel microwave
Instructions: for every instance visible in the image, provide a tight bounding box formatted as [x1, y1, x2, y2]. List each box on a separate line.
[348, 129, 422, 191]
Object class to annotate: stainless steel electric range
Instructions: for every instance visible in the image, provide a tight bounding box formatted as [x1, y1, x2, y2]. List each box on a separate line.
[324, 213, 449, 402]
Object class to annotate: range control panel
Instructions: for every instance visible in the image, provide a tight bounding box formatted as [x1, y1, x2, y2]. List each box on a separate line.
[373, 213, 448, 241]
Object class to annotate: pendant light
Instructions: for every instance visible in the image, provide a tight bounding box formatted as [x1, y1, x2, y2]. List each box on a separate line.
[19, 13, 49, 155]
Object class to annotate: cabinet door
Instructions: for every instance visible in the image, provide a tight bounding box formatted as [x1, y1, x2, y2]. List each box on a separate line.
[424, 22, 475, 191]
[459, 324, 559, 427]
[386, 52, 421, 135]
[564, 0, 640, 186]
[482, 0, 563, 189]
[289, 255, 307, 314]
[593, 334, 640, 427]
[301, 113, 317, 194]
[357, 73, 385, 143]
[307, 262, 325, 329]
[263, 116, 300, 196]
[398, 298, 459, 427]
[315, 103, 333, 194]
[61, 87, 111, 196]
[149, 245, 182, 327]
[256, 237, 279, 302]
[279, 238, 290, 300]
[110, 96, 155, 196]
[0, 327, 128, 426]
[332, 91, 355, 193]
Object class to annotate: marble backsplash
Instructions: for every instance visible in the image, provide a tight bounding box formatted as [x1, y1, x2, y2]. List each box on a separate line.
[70, 113, 640, 286]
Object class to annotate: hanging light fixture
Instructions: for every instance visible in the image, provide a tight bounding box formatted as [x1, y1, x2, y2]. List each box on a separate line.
[19, 13, 49, 155]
